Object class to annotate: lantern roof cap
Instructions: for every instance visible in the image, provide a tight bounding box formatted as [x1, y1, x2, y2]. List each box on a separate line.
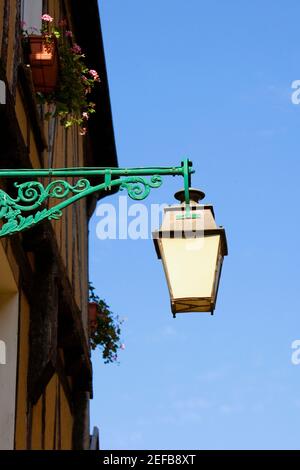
[174, 188, 206, 204]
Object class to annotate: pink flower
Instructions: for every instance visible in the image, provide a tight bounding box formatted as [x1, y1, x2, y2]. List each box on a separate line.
[65, 30, 73, 38]
[89, 69, 100, 81]
[41, 14, 53, 23]
[79, 128, 87, 136]
[21, 20, 27, 29]
[71, 44, 82, 54]
[82, 112, 89, 120]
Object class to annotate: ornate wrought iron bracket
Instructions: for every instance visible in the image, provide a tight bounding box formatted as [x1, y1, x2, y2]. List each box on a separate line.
[0, 159, 195, 238]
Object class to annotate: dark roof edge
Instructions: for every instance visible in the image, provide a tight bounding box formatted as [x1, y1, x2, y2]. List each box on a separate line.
[71, 0, 118, 169]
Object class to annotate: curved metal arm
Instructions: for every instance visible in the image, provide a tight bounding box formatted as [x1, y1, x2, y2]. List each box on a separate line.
[0, 159, 194, 238]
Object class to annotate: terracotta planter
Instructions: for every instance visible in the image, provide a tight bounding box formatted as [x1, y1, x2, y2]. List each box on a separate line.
[28, 35, 58, 93]
[88, 302, 99, 335]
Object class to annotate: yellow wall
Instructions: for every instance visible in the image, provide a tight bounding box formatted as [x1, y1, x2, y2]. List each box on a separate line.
[45, 374, 56, 450]
[31, 395, 43, 450]
[30, 373, 73, 450]
[15, 292, 30, 450]
[60, 381, 73, 450]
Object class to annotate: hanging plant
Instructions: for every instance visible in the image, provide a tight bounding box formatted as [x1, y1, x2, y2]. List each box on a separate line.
[88, 283, 124, 364]
[21, 14, 100, 135]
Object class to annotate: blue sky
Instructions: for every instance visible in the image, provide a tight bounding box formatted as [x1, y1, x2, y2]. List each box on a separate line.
[89, 0, 300, 449]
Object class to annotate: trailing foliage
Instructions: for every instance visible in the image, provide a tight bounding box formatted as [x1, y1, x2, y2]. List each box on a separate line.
[89, 283, 124, 364]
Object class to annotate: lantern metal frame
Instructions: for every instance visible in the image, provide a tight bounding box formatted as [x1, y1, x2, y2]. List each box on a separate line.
[153, 192, 228, 317]
[0, 158, 195, 238]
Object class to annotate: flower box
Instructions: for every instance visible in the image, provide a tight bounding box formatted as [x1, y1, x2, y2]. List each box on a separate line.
[88, 302, 99, 335]
[28, 35, 58, 93]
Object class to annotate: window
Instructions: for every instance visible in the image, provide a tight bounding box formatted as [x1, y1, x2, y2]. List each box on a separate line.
[21, 0, 43, 31]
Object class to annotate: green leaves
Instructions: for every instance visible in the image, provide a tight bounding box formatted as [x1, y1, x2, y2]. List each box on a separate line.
[88, 283, 123, 364]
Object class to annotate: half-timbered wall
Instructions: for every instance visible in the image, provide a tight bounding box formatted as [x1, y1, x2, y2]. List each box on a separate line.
[0, 0, 98, 450]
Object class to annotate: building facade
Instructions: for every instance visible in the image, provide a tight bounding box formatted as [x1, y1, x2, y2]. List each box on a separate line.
[0, 0, 117, 449]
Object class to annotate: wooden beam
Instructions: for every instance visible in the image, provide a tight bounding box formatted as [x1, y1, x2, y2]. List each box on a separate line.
[1, 0, 10, 68]
[27, 250, 58, 403]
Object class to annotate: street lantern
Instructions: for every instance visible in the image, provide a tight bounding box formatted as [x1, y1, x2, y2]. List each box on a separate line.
[0, 160, 228, 319]
[153, 189, 228, 317]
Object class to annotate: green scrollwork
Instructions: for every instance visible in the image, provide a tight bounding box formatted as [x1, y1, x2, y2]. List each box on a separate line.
[0, 175, 165, 237]
[0, 160, 193, 238]
[0, 179, 91, 237]
[120, 175, 163, 200]
[13, 178, 91, 210]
